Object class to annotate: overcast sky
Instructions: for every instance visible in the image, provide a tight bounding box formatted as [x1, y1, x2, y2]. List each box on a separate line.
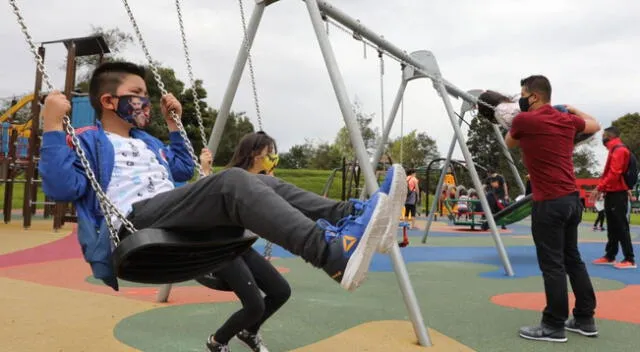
[2, 0, 639, 170]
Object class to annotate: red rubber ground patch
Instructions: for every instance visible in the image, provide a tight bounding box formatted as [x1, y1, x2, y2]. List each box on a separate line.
[491, 285, 640, 324]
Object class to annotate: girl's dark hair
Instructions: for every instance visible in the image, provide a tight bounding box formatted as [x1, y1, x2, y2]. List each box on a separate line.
[459, 189, 468, 196]
[227, 131, 277, 170]
[477, 90, 512, 124]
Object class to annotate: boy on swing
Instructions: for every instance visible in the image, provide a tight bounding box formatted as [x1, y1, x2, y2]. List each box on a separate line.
[39, 61, 406, 297]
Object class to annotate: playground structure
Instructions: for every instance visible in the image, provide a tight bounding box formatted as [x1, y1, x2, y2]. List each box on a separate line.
[321, 154, 395, 200]
[321, 157, 362, 200]
[0, 35, 110, 229]
[422, 158, 489, 218]
[8, 0, 585, 348]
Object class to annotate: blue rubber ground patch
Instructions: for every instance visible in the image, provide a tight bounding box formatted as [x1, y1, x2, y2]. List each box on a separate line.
[367, 243, 640, 285]
[258, 239, 640, 285]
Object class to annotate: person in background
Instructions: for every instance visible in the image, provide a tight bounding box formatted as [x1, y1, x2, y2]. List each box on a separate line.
[404, 168, 420, 229]
[457, 188, 470, 220]
[593, 193, 606, 232]
[591, 126, 636, 269]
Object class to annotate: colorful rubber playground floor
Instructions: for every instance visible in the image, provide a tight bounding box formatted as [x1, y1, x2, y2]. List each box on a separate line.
[1, 217, 639, 351]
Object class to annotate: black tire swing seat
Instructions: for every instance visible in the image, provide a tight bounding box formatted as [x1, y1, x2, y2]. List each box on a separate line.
[112, 227, 258, 285]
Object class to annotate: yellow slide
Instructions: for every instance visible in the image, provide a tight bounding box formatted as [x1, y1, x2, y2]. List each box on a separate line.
[1, 94, 34, 138]
[1, 94, 34, 123]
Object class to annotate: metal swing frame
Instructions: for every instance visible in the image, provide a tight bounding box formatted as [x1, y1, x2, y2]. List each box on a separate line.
[204, 1, 537, 346]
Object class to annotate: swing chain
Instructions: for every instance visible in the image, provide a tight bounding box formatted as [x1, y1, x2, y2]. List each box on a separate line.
[121, 0, 204, 177]
[10, 0, 136, 243]
[237, 0, 272, 258]
[175, 0, 208, 150]
[378, 49, 384, 129]
[237, 0, 263, 131]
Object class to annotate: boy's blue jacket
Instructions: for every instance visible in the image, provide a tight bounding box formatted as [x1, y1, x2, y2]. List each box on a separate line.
[38, 121, 195, 291]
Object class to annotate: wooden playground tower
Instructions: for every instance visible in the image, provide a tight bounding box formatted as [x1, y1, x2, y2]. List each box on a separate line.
[0, 35, 110, 230]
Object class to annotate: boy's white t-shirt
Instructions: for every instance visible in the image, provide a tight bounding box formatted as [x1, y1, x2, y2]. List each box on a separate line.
[105, 132, 175, 229]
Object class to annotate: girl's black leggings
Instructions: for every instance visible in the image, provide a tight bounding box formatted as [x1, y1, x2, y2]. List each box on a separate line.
[213, 248, 291, 344]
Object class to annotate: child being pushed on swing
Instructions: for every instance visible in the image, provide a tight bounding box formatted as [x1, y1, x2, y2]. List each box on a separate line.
[39, 61, 408, 352]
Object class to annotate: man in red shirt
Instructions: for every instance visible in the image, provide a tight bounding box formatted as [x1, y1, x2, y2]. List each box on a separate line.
[505, 75, 601, 342]
[591, 126, 636, 269]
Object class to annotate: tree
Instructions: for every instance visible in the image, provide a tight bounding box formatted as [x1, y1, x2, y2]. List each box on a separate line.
[279, 143, 314, 169]
[333, 100, 379, 159]
[573, 138, 599, 178]
[211, 111, 255, 166]
[387, 130, 440, 168]
[73, 26, 135, 88]
[69, 26, 257, 165]
[466, 116, 527, 197]
[612, 112, 640, 159]
[466, 116, 504, 170]
[309, 142, 342, 169]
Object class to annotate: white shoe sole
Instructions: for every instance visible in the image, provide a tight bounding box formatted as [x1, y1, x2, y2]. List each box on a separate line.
[615, 265, 637, 269]
[565, 326, 598, 337]
[341, 193, 391, 291]
[519, 333, 567, 343]
[377, 164, 407, 254]
[237, 338, 269, 352]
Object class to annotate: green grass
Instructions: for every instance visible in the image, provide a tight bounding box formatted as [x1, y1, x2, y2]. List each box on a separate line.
[582, 211, 640, 225]
[5, 169, 640, 226]
[1, 182, 49, 210]
[1, 168, 351, 211]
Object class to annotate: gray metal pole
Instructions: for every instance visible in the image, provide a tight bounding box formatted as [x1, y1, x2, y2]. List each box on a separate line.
[434, 80, 514, 276]
[491, 124, 526, 195]
[305, 0, 432, 346]
[305, 2, 377, 194]
[421, 116, 464, 243]
[206, 1, 266, 154]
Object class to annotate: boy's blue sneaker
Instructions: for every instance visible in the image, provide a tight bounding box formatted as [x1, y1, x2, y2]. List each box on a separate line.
[377, 164, 407, 253]
[320, 191, 390, 291]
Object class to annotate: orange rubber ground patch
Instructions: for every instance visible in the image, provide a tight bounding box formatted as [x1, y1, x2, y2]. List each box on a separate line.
[491, 285, 640, 324]
[0, 257, 290, 305]
[0, 221, 72, 255]
[291, 320, 474, 352]
[0, 277, 151, 351]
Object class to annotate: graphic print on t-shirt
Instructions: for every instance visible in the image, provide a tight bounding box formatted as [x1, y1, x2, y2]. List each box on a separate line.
[105, 133, 175, 229]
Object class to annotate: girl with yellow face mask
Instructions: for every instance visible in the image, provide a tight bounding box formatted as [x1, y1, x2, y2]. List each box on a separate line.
[199, 131, 288, 352]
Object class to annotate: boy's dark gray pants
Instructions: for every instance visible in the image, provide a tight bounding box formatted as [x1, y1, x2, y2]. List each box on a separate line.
[127, 167, 351, 267]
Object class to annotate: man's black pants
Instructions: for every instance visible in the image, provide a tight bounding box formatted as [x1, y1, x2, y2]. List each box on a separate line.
[531, 192, 596, 328]
[604, 191, 635, 263]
